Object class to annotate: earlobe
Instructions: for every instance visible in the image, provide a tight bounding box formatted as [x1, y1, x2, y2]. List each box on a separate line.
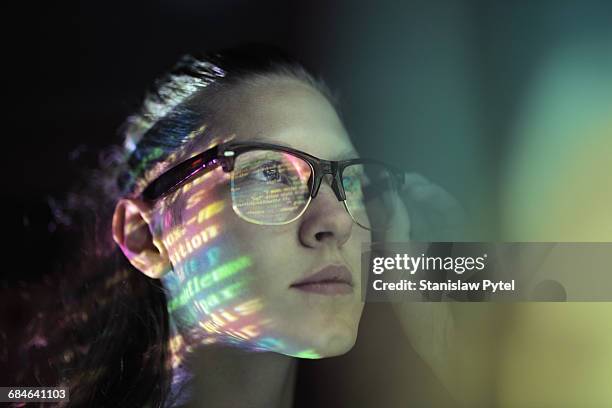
[112, 198, 172, 279]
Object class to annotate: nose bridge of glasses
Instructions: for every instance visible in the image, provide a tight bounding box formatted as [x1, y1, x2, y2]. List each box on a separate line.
[310, 161, 346, 201]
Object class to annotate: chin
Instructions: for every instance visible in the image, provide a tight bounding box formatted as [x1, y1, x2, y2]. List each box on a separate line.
[315, 331, 358, 358]
[261, 298, 364, 358]
[294, 316, 361, 359]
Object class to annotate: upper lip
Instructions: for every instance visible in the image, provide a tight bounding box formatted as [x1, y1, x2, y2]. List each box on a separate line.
[290, 264, 354, 287]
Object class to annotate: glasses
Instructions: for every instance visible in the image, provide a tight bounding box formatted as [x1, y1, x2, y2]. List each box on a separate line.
[140, 142, 405, 231]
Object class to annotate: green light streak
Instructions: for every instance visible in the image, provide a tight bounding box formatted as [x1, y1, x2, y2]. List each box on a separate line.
[168, 256, 252, 312]
[294, 349, 320, 359]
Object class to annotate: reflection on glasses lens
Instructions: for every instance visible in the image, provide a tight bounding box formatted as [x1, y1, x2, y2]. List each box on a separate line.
[231, 150, 313, 225]
[342, 163, 397, 231]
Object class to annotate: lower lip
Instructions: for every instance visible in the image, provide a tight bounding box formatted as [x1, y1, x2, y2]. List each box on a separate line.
[290, 282, 353, 295]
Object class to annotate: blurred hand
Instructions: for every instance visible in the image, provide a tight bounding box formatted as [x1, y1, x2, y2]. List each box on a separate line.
[379, 173, 472, 403]
[400, 172, 467, 242]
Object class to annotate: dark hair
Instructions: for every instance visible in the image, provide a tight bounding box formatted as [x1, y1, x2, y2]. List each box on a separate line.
[42, 43, 336, 408]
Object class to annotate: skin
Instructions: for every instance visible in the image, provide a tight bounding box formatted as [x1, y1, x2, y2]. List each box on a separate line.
[112, 76, 371, 407]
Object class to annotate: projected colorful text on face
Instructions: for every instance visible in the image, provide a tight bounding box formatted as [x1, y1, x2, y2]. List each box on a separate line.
[153, 166, 322, 365]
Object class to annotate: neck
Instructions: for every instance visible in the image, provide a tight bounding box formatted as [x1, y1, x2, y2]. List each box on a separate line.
[186, 345, 297, 408]
[168, 321, 297, 408]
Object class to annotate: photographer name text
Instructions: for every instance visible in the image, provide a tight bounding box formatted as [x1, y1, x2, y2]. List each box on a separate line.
[372, 279, 515, 292]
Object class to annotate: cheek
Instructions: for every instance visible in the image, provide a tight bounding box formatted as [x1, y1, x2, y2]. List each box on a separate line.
[159, 176, 298, 348]
[343, 227, 371, 287]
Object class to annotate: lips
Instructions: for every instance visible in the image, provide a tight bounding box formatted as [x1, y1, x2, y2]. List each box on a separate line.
[290, 265, 354, 295]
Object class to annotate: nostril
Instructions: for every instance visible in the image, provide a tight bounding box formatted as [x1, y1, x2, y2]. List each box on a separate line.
[315, 231, 333, 241]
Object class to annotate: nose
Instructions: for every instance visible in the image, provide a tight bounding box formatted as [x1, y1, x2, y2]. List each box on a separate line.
[298, 182, 353, 248]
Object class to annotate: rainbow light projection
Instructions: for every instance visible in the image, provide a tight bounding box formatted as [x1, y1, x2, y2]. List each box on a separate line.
[149, 165, 320, 383]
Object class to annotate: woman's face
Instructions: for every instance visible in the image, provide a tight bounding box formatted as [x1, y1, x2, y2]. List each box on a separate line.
[154, 76, 370, 359]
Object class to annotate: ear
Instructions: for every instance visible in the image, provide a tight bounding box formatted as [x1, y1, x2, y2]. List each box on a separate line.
[112, 198, 172, 279]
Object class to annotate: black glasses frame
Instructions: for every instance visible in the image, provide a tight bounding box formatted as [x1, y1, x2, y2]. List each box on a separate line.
[140, 142, 405, 204]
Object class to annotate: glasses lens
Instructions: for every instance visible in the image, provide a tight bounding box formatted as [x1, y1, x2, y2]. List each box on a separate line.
[231, 150, 313, 225]
[342, 163, 398, 230]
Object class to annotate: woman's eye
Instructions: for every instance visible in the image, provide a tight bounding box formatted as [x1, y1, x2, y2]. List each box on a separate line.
[343, 175, 357, 191]
[344, 174, 366, 193]
[262, 165, 280, 181]
[249, 161, 289, 184]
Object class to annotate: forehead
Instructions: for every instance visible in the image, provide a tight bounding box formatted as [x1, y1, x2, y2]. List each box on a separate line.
[197, 76, 358, 160]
